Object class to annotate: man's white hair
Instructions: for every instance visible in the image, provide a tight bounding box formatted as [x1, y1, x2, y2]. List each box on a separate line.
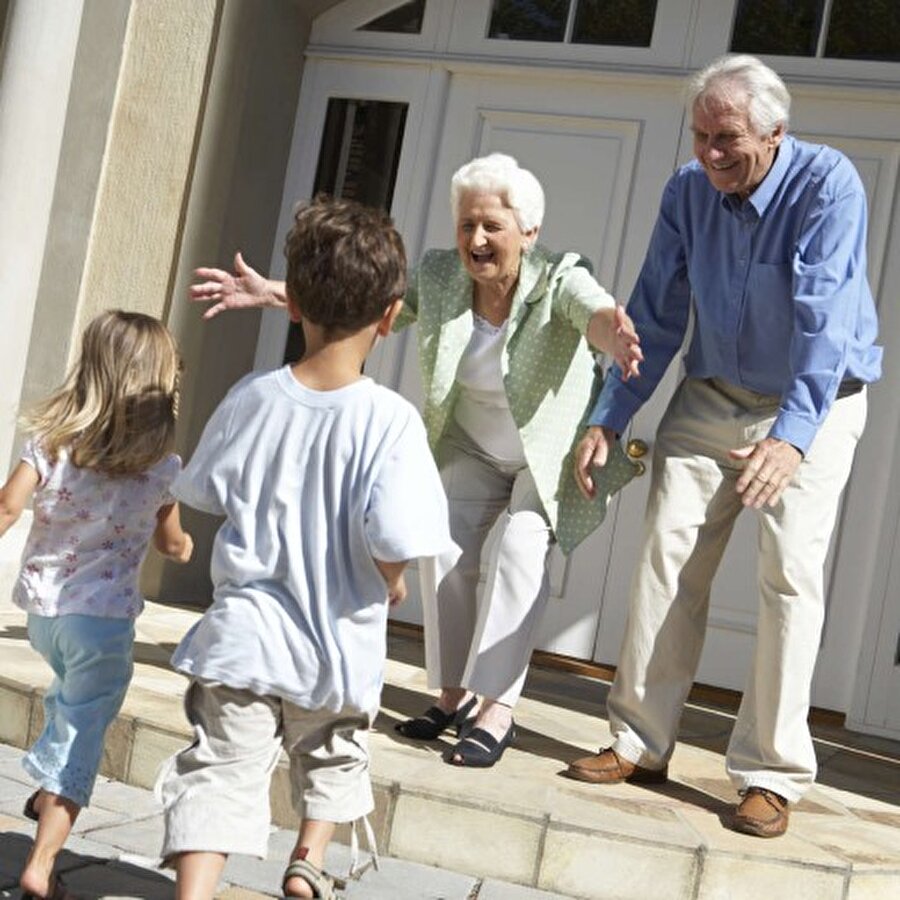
[450, 153, 545, 234]
[687, 54, 791, 135]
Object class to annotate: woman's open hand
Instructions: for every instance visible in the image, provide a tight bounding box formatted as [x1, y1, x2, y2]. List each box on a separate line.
[189, 252, 285, 319]
[587, 305, 642, 380]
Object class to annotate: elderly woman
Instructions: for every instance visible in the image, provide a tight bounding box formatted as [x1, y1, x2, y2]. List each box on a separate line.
[191, 154, 641, 768]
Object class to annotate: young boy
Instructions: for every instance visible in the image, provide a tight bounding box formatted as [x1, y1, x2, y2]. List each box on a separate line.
[157, 196, 456, 900]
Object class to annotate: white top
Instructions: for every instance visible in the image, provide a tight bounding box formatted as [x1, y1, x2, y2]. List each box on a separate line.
[171, 366, 457, 718]
[453, 313, 527, 465]
[14, 440, 181, 619]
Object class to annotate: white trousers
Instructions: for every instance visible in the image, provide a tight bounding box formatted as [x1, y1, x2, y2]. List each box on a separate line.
[419, 424, 554, 706]
[608, 377, 866, 802]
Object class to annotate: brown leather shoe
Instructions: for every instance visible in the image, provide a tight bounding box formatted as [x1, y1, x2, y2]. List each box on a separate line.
[565, 747, 668, 785]
[732, 787, 790, 837]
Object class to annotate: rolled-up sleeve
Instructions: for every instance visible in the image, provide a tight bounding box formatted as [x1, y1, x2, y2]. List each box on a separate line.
[554, 261, 615, 336]
[172, 382, 246, 515]
[366, 411, 458, 565]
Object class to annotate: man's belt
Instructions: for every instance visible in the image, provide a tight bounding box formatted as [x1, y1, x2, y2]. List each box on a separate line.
[836, 378, 865, 398]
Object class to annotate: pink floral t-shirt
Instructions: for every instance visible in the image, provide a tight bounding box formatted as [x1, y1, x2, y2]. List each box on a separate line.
[13, 439, 181, 619]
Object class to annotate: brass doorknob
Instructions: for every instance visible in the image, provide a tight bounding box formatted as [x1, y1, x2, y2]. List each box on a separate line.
[626, 438, 648, 459]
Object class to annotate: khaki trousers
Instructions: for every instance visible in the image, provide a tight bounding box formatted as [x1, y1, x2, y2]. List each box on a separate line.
[158, 680, 372, 860]
[419, 424, 554, 706]
[608, 377, 866, 801]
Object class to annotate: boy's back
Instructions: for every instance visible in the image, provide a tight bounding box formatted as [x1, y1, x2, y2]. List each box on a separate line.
[160, 195, 455, 898]
[171, 365, 453, 718]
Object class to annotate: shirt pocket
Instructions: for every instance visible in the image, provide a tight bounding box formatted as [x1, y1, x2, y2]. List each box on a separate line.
[745, 262, 793, 348]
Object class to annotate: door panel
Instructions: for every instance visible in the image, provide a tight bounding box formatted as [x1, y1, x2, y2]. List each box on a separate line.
[269, 5, 900, 723]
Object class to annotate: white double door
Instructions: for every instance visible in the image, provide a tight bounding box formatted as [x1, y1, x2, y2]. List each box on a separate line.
[267, 56, 900, 729]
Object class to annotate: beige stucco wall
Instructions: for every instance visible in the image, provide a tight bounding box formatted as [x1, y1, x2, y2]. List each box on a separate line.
[147, 0, 310, 602]
[0, 0, 84, 478]
[3, 0, 314, 604]
[73, 0, 220, 337]
[12, 0, 219, 459]
[19, 0, 131, 420]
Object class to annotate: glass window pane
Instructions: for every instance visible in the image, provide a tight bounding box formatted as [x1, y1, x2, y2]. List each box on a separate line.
[826, 0, 900, 61]
[572, 0, 657, 47]
[284, 98, 408, 364]
[358, 0, 426, 35]
[312, 98, 408, 212]
[730, 0, 824, 57]
[488, 0, 570, 42]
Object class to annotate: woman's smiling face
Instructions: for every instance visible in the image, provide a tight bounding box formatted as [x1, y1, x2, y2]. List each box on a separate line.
[455, 191, 535, 289]
[691, 95, 783, 200]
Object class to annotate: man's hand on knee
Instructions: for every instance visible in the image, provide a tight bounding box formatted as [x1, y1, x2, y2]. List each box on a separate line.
[730, 438, 802, 508]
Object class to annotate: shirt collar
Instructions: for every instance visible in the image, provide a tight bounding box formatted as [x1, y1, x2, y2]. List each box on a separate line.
[720, 133, 794, 218]
[517, 245, 550, 304]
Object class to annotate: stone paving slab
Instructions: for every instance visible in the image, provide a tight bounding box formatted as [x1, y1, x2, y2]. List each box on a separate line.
[0, 746, 568, 899]
[1, 596, 899, 899]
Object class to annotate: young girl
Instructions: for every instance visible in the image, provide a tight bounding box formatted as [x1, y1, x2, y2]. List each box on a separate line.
[0, 310, 193, 900]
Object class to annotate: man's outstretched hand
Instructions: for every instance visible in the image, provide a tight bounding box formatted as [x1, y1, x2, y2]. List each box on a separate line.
[574, 426, 618, 500]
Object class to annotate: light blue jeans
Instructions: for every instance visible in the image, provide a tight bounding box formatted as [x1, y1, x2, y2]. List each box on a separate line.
[23, 613, 134, 807]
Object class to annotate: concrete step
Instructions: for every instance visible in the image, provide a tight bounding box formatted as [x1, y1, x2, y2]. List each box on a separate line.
[1, 598, 899, 900]
[0, 743, 561, 899]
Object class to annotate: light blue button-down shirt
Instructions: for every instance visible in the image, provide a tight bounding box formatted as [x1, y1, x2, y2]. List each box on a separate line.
[590, 134, 882, 453]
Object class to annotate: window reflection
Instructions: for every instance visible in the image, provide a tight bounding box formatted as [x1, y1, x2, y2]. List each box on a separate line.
[572, 0, 656, 47]
[284, 98, 408, 364]
[731, 0, 823, 57]
[359, 0, 426, 35]
[826, 0, 900, 62]
[731, 0, 900, 62]
[488, 0, 569, 42]
[488, 0, 658, 47]
[312, 99, 408, 210]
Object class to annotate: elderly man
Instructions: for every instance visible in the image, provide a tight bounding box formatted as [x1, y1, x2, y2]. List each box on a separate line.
[567, 54, 881, 838]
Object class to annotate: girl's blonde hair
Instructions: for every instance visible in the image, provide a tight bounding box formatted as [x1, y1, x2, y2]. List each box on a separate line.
[23, 310, 181, 476]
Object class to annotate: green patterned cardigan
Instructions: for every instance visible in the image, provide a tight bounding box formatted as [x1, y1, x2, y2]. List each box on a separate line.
[394, 245, 637, 555]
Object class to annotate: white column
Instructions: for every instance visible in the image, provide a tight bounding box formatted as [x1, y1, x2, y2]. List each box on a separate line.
[0, 0, 84, 473]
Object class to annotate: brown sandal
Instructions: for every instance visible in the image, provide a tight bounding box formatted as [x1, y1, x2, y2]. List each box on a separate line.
[282, 857, 346, 899]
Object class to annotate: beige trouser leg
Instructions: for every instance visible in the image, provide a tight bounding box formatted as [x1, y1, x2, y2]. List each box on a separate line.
[419, 426, 553, 706]
[608, 378, 865, 801]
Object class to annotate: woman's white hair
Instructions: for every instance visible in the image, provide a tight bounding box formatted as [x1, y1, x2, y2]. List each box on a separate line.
[687, 54, 791, 135]
[450, 153, 545, 233]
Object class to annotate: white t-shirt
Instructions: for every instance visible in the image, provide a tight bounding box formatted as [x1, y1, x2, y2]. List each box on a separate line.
[14, 440, 180, 619]
[453, 312, 527, 465]
[171, 366, 456, 719]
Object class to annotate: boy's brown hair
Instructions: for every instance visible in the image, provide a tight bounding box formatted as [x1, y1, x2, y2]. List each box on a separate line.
[284, 194, 407, 336]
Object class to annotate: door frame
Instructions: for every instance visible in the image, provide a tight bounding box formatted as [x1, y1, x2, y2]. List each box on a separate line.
[253, 55, 448, 388]
[259, 0, 900, 727]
